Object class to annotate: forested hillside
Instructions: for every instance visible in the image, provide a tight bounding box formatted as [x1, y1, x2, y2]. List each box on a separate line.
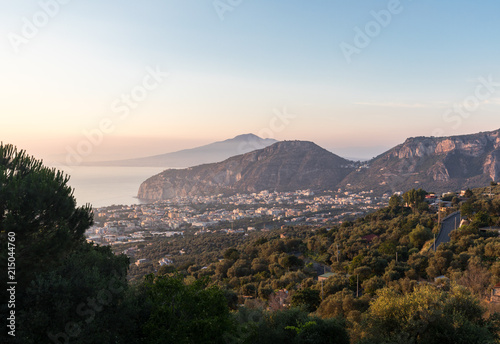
[127, 183, 500, 343]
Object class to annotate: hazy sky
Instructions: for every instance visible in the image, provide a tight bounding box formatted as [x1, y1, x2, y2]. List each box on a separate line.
[1, 0, 500, 162]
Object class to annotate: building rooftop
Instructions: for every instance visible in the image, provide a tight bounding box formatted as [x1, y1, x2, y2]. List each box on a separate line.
[318, 272, 336, 280]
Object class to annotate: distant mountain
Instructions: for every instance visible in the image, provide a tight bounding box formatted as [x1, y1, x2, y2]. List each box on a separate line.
[137, 141, 355, 201]
[87, 134, 277, 167]
[340, 129, 500, 194]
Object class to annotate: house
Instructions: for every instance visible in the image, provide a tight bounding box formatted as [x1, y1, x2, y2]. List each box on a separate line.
[491, 283, 500, 303]
[268, 289, 290, 310]
[158, 257, 173, 266]
[425, 194, 437, 202]
[318, 272, 336, 281]
[135, 258, 149, 266]
[361, 234, 378, 242]
[434, 275, 449, 287]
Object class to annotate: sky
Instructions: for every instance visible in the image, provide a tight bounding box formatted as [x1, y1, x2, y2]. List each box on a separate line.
[1, 0, 500, 163]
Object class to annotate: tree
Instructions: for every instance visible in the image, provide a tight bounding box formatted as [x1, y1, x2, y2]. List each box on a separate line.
[409, 224, 433, 249]
[461, 202, 474, 218]
[279, 254, 304, 270]
[403, 189, 427, 210]
[458, 258, 492, 298]
[291, 288, 321, 312]
[0, 144, 135, 343]
[242, 283, 257, 297]
[318, 275, 350, 297]
[316, 291, 369, 320]
[378, 241, 397, 255]
[464, 189, 474, 198]
[231, 308, 349, 344]
[227, 259, 252, 278]
[349, 254, 365, 273]
[441, 192, 456, 202]
[426, 249, 454, 278]
[18, 244, 131, 344]
[0, 144, 93, 288]
[224, 248, 240, 260]
[472, 211, 491, 228]
[143, 274, 234, 344]
[355, 284, 496, 344]
[361, 276, 385, 295]
[389, 194, 402, 209]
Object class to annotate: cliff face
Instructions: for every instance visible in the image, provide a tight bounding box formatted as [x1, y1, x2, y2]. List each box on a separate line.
[137, 141, 354, 201]
[484, 150, 500, 181]
[340, 129, 500, 193]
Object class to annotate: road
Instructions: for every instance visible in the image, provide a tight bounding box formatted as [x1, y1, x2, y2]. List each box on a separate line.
[434, 211, 461, 249]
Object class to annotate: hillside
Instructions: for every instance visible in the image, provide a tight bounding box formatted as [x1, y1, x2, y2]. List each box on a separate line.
[86, 134, 277, 167]
[137, 140, 354, 200]
[341, 128, 500, 194]
[128, 184, 500, 343]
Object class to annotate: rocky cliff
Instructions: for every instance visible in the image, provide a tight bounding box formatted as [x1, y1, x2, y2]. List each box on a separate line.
[340, 129, 500, 193]
[137, 141, 354, 200]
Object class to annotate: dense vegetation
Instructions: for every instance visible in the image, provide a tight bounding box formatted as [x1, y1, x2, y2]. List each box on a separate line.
[2, 143, 500, 343]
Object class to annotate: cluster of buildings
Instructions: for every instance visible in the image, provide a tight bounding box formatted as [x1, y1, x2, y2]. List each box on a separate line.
[85, 189, 390, 245]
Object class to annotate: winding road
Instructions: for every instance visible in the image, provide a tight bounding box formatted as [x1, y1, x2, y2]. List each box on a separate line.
[434, 211, 461, 249]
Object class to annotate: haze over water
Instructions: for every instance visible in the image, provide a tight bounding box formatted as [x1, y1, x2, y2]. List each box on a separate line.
[53, 166, 166, 208]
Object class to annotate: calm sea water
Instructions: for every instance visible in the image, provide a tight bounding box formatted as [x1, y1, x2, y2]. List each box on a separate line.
[52, 166, 167, 208]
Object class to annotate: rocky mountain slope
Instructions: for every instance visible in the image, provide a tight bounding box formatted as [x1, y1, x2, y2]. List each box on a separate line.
[138, 129, 500, 200]
[86, 134, 277, 167]
[340, 129, 500, 193]
[137, 141, 354, 200]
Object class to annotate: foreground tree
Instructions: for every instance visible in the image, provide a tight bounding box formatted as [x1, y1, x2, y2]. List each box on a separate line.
[0, 144, 93, 288]
[19, 244, 131, 343]
[143, 274, 235, 344]
[230, 307, 349, 344]
[0, 144, 131, 343]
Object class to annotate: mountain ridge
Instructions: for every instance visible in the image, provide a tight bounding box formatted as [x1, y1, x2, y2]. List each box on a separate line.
[137, 140, 354, 200]
[84, 134, 277, 167]
[341, 128, 500, 193]
[137, 129, 500, 201]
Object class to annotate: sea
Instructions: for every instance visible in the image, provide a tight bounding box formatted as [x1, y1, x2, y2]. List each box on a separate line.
[52, 166, 167, 209]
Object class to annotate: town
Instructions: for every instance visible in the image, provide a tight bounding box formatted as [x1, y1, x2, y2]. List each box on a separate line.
[85, 188, 391, 246]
